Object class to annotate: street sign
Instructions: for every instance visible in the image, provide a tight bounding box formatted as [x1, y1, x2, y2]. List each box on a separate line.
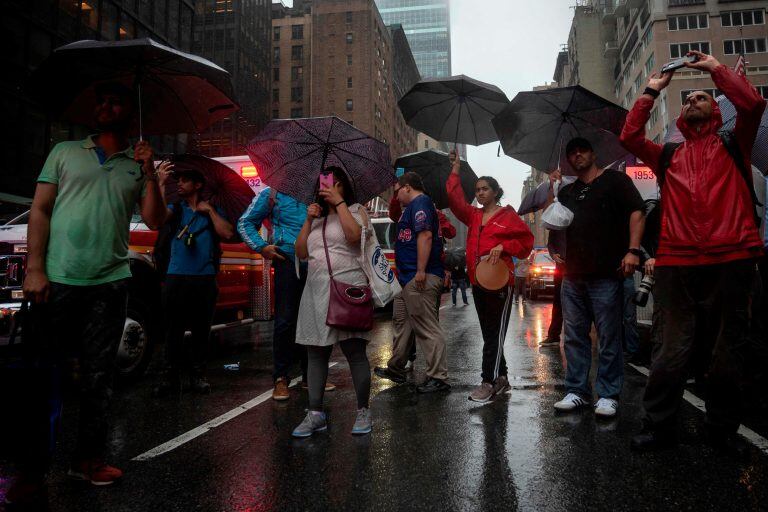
[626, 165, 658, 201]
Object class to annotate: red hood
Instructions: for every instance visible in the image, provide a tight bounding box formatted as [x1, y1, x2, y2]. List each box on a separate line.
[676, 96, 723, 140]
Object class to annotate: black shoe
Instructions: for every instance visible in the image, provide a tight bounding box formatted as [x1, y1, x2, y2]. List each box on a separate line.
[153, 371, 182, 397]
[190, 374, 212, 394]
[416, 377, 451, 393]
[374, 366, 406, 384]
[539, 336, 560, 347]
[630, 428, 677, 452]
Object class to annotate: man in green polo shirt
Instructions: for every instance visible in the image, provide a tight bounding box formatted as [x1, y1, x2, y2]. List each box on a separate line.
[8, 82, 166, 504]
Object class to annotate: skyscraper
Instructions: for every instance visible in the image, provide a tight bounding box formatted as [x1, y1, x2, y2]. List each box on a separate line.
[375, 0, 451, 79]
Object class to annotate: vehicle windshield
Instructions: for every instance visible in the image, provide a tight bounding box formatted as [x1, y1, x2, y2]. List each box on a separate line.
[3, 211, 29, 226]
[534, 252, 554, 265]
[372, 222, 396, 250]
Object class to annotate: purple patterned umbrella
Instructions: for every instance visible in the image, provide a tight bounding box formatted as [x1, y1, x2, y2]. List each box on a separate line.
[246, 117, 395, 204]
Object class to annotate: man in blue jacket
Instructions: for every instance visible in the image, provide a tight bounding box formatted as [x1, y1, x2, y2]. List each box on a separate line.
[238, 187, 335, 400]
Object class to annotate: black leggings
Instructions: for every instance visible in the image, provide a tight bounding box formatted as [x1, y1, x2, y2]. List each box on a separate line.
[307, 338, 370, 411]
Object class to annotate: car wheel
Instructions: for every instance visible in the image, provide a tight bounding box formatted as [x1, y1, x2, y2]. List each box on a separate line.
[116, 303, 156, 380]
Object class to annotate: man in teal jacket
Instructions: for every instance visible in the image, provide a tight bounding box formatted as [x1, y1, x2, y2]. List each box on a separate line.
[238, 188, 334, 400]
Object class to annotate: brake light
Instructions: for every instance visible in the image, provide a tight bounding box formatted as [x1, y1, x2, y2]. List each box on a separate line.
[240, 165, 258, 178]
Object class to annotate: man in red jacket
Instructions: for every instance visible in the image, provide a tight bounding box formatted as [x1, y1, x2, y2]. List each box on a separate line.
[620, 50, 766, 452]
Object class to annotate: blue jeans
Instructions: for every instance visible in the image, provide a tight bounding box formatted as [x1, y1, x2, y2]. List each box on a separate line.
[562, 276, 624, 399]
[622, 277, 639, 355]
[272, 258, 308, 381]
[451, 278, 468, 304]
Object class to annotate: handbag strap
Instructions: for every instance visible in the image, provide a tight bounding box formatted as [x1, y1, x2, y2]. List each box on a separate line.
[322, 217, 334, 278]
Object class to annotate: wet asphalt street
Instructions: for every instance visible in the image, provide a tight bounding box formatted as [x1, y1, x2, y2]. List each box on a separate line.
[2, 291, 768, 512]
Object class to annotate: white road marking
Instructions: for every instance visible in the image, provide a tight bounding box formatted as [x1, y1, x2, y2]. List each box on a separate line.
[629, 363, 768, 455]
[132, 363, 338, 461]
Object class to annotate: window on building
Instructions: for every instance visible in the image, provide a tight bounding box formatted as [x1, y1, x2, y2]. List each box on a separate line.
[669, 41, 710, 58]
[291, 45, 303, 60]
[679, 88, 721, 104]
[644, 53, 656, 75]
[272, 89, 279, 102]
[346, 99, 353, 111]
[290, 108, 303, 118]
[724, 38, 767, 55]
[721, 10, 764, 27]
[273, 26, 280, 41]
[273, 47, 280, 64]
[292, 24, 303, 40]
[347, 54, 352, 66]
[347, 77, 352, 88]
[346, 11, 353, 23]
[667, 14, 708, 31]
[758, 86, 768, 99]
[633, 74, 643, 93]
[291, 87, 303, 102]
[642, 26, 653, 48]
[291, 66, 303, 80]
[273, 68, 280, 81]
[346, 33, 353, 44]
[648, 107, 660, 128]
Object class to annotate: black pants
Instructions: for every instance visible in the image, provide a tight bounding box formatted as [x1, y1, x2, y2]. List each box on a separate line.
[273, 258, 308, 381]
[472, 285, 514, 383]
[11, 280, 128, 476]
[547, 265, 564, 339]
[162, 275, 218, 373]
[643, 260, 756, 433]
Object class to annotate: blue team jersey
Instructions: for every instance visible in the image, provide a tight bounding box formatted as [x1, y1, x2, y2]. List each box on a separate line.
[395, 194, 444, 285]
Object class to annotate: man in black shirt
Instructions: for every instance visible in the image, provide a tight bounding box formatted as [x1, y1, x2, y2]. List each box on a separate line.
[547, 137, 645, 417]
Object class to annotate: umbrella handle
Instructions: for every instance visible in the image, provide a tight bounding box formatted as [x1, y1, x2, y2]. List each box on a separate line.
[137, 82, 144, 142]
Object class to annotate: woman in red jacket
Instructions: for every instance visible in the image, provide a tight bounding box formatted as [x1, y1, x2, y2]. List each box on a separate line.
[447, 150, 534, 403]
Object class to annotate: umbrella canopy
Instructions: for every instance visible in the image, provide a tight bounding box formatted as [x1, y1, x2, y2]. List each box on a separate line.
[246, 117, 394, 205]
[162, 154, 255, 225]
[493, 85, 629, 173]
[398, 75, 509, 146]
[517, 176, 577, 216]
[28, 38, 239, 137]
[394, 150, 477, 210]
[445, 248, 466, 269]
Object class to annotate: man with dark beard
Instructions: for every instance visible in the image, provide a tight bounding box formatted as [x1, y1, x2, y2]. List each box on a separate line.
[7, 82, 166, 506]
[153, 165, 234, 396]
[620, 51, 766, 453]
[546, 138, 645, 418]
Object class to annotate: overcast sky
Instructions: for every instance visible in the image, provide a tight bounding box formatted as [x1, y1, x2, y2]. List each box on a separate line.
[451, 1, 575, 208]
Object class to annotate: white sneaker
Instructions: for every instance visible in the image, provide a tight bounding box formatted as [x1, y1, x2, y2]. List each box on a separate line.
[594, 398, 618, 417]
[554, 393, 588, 411]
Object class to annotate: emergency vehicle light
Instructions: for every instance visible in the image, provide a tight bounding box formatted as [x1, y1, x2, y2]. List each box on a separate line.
[240, 165, 259, 178]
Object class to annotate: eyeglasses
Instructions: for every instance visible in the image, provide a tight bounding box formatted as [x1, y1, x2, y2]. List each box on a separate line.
[576, 186, 591, 201]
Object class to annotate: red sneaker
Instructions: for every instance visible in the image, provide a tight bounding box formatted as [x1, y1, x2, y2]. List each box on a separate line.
[4, 476, 46, 506]
[67, 459, 123, 486]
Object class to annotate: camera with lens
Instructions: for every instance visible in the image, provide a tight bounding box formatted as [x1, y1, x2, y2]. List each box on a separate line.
[633, 273, 655, 307]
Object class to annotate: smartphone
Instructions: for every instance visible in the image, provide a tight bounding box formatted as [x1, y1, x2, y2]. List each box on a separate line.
[319, 172, 334, 190]
[396, 167, 405, 178]
[660, 54, 699, 74]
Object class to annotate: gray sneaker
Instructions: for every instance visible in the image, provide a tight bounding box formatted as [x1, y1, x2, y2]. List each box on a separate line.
[468, 382, 494, 403]
[492, 375, 510, 395]
[292, 411, 327, 438]
[351, 408, 372, 435]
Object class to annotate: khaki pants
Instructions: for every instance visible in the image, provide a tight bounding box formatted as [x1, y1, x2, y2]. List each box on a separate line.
[387, 274, 448, 381]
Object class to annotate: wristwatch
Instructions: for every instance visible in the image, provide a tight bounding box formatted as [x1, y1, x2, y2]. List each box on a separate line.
[628, 248, 643, 257]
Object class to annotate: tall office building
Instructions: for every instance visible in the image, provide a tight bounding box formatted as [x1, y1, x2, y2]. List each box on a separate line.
[1, 1, 194, 201]
[191, 0, 272, 157]
[374, 0, 451, 79]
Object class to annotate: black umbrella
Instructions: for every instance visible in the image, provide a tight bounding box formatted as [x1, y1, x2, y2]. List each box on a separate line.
[398, 75, 509, 146]
[493, 85, 628, 173]
[394, 149, 477, 210]
[28, 38, 239, 138]
[246, 117, 394, 205]
[162, 154, 255, 225]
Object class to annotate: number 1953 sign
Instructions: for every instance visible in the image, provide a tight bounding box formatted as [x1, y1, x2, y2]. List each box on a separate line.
[626, 166, 659, 201]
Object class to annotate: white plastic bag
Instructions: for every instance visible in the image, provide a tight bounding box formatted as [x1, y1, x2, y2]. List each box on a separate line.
[541, 180, 574, 231]
[359, 210, 401, 307]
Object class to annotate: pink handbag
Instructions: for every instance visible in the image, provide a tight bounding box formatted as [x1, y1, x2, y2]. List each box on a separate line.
[322, 217, 373, 331]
